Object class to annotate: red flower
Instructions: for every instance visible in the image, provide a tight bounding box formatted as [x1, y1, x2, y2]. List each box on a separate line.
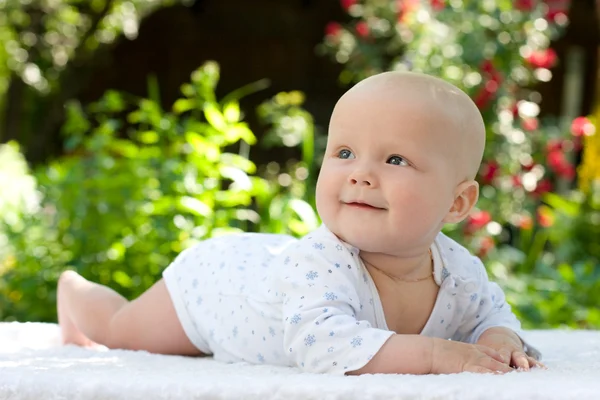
[546, 139, 563, 152]
[325, 22, 342, 37]
[466, 211, 492, 233]
[526, 48, 558, 69]
[521, 118, 539, 131]
[480, 161, 499, 184]
[533, 179, 553, 195]
[521, 161, 535, 171]
[340, 0, 357, 10]
[558, 164, 576, 180]
[547, 150, 566, 170]
[431, 0, 445, 11]
[512, 175, 522, 187]
[473, 81, 499, 110]
[514, 0, 535, 11]
[355, 21, 370, 37]
[544, 0, 570, 22]
[546, 10, 567, 22]
[570, 116, 595, 137]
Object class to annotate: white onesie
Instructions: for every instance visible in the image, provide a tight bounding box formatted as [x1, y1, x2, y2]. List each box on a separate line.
[162, 224, 537, 374]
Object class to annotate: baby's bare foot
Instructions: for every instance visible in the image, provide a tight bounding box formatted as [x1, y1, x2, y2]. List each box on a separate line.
[57, 271, 101, 348]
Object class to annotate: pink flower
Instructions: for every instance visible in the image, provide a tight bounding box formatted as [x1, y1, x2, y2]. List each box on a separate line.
[521, 118, 539, 131]
[526, 48, 558, 69]
[570, 116, 595, 137]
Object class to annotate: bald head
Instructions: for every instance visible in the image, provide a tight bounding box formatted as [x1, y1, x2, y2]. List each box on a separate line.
[333, 71, 486, 181]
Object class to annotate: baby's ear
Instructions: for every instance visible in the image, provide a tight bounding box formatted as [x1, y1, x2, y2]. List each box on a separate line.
[443, 180, 479, 224]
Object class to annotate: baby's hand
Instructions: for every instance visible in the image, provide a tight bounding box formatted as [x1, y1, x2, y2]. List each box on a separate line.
[430, 338, 514, 374]
[476, 327, 545, 371]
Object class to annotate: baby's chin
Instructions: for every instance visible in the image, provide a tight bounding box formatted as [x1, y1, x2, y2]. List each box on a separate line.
[332, 226, 392, 254]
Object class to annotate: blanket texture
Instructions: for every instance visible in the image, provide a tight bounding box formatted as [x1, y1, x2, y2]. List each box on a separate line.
[1, 322, 599, 400]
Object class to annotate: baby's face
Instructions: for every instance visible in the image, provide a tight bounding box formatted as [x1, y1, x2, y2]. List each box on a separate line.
[316, 81, 469, 256]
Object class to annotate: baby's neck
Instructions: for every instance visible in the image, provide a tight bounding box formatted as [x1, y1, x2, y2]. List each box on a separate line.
[360, 250, 433, 284]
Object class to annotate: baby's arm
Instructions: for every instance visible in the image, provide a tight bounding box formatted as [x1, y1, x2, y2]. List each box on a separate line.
[278, 234, 511, 375]
[455, 256, 542, 368]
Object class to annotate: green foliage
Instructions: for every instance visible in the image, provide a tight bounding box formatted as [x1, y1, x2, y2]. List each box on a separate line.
[0, 62, 318, 322]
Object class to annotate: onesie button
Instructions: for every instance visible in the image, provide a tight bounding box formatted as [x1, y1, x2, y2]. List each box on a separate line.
[464, 282, 476, 293]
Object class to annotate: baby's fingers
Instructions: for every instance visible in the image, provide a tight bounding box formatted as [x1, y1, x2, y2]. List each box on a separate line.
[527, 356, 547, 370]
[511, 351, 531, 371]
[476, 345, 505, 364]
[478, 356, 514, 374]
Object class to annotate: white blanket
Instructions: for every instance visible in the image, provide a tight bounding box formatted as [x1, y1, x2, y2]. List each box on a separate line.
[1, 323, 599, 400]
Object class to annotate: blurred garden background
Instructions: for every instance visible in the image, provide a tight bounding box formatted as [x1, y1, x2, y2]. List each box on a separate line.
[0, 0, 599, 329]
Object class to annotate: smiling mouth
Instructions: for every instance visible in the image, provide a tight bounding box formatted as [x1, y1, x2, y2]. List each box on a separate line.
[345, 202, 385, 210]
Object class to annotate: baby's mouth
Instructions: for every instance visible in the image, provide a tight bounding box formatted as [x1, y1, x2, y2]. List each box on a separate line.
[344, 201, 385, 210]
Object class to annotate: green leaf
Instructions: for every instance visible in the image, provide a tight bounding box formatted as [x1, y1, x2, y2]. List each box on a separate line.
[113, 270, 133, 288]
[138, 131, 159, 144]
[173, 99, 196, 114]
[289, 199, 319, 230]
[544, 193, 580, 217]
[220, 153, 256, 173]
[219, 166, 252, 190]
[223, 102, 241, 123]
[204, 103, 227, 131]
[185, 132, 220, 161]
[178, 196, 213, 217]
[225, 123, 256, 145]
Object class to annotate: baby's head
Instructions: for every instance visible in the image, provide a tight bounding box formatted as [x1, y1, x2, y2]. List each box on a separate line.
[316, 71, 486, 257]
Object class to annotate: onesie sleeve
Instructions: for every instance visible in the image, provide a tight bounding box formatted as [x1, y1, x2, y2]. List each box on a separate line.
[277, 231, 394, 374]
[455, 256, 541, 360]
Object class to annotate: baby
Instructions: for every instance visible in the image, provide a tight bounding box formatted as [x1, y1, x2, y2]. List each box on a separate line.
[57, 71, 542, 375]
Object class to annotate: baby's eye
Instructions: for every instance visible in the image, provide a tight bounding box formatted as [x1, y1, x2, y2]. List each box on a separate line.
[337, 149, 355, 159]
[387, 155, 408, 166]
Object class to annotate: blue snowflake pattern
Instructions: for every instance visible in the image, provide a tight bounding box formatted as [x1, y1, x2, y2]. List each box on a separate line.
[335, 263, 341, 269]
[290, 314, 302, 324]
[306, 271, 319, 280]
[304, 334, 316, 346]
[324, 292, 338, 301]
[313, 242, 325, 250]
[284, 256, 291, 265]
[350, 336, 363, 348]
[327, 347, 335, 353]
[257, 353, 265, 363]
[269, 327, 276, 337]
[329, 331, 335, 337]
[232, 326, 238, 338]
[441, 267, 451, 281]
[322, 308, 329, 313]
[196, 296, 203, 305]
[192, 279, 199, 288]
[470, 293, 478, 302]
[335, 244, 343, 251]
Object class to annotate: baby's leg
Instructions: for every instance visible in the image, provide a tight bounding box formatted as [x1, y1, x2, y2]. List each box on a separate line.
[57, 270, 201, 356]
